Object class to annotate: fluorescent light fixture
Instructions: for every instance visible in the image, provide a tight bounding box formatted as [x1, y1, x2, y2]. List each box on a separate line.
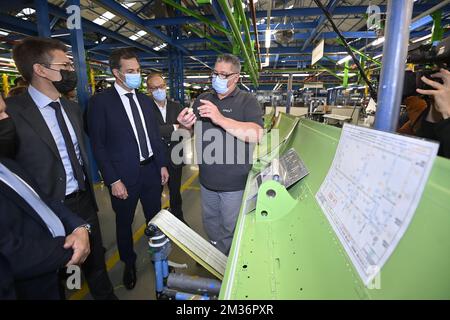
[105, 77, 115, 81]
[101, 36, 107, 42]
[93, 18, 106, 25]
[51, 33, 71, 38]
[412, 33, 432, 43]
[93, 11, 115, 25]
[265, 29, 271, 49]
[373, 54, 383, 59]
[370, 36, 385, 47]
[137, 30, 147, 37]
[0, 68, 18, 73]
[193, 85, 201, 89]
[337, 73, 357, 77]
[286, 5, 294, 9]
[102, 11, 115, 20]
[186, 75, 209, 79]
[16, 8, 35, 19]
[129, 35, 139, 41]
[281, 74, 310, 77]
[0, 57, 14, 63]
[153, 43, 167, 51]
[183, 83, 191, 87]
[122, 2, 136, 8]
[0, 30, 9, 36]
[337, 55, 352, 65]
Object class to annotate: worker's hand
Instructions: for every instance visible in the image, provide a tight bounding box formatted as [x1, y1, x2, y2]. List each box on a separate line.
[198, 99, 225, 126]
[417, 68, 450, 120]
[0, 94, 8, 120]
[177, 107, 196, 129]
[111, 180, 128, 200]
[64, 227, 90, 266]
[161, 167, 169, 185]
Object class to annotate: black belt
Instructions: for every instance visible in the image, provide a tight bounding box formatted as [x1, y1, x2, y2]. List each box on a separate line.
[140, 155, 154, 166]
[65, 189, 85, 200]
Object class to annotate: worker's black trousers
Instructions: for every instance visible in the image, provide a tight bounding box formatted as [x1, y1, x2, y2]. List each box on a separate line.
[167, 163, 184, 221]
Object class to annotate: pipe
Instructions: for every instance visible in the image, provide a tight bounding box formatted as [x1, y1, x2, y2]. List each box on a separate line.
[217, 0, 258, 86]
[167, 273, 221, 295]
[374, 0, 414, 132]
[161, 0, 230, 35]
[411, 0, 450, 24]
[249, 0, 261, 69]
[312, 0, 377, 101]
[234, 0, 258, 72]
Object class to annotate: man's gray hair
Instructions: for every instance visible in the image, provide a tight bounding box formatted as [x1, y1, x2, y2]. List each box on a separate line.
[216, 54, 241, 73]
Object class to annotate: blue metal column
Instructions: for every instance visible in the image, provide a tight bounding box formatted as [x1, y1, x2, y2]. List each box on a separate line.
[66, 0, 100, 182]
[34, 0, 51, 37]
[374, 0, 414, 132]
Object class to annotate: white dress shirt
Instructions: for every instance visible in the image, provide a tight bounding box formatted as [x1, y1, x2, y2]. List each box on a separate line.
[155, 99, 167, 123]
[28, 85, 83, 195]
[114, 82, 153, 161]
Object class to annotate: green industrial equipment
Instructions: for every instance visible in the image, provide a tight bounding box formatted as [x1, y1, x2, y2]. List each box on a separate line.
[220, 113, 450, 299]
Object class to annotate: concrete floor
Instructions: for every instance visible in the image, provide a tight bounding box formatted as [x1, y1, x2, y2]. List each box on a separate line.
[69, 165, 216, 300]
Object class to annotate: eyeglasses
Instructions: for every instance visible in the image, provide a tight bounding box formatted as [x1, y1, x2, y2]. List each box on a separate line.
[147, 84, 166, 90]
[211, 71, 237, 80]
[47, 62, 75, 70]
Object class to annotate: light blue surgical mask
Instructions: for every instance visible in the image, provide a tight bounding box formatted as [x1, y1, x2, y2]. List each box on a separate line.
[212, 75, 229, 94]
[121, 72, 141, 89]
[152, 88, 166, 101]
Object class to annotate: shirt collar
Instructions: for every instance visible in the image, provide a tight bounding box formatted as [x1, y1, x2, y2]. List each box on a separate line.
[213, 86, 240, 99]
[114, 82, 135, 96]
[154, 99, 167, 109]
[28, 85, 61, 109]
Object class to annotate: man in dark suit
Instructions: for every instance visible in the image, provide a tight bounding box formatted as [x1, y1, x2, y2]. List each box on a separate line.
[146, 73, 185, 223]
[0, 157, 90, 300]
[0, 253, 15, 300]
[88, 48, 169, 290]
[3, 37, 115, 299]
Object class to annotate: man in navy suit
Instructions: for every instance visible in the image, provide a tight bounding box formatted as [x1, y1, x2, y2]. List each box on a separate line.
[0, 157, 90, 300]
[88, 48, 169, 290]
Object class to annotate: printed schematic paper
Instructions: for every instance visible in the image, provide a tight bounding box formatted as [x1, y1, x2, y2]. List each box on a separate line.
[316, 124, 439, 285]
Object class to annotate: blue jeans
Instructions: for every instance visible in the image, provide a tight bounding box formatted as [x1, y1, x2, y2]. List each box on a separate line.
[200, 184, 244, 255]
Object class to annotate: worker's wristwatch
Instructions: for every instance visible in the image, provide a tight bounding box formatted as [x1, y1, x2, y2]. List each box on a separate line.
[76, 224, 92, 235]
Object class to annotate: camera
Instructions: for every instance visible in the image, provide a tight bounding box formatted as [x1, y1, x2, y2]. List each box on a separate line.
[403, 36, 450, 97]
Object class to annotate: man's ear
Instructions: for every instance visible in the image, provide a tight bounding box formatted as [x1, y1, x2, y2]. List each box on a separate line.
[112, 68, 120, 79]
[33, 63, 47, 78]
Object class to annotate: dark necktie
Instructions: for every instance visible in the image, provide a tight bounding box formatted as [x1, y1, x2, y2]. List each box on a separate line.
[125, 93, 150, 159]
[48, 101, 86, 191]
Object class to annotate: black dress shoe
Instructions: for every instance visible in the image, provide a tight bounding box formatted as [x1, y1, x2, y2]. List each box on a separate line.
[123, 264, 137, 290]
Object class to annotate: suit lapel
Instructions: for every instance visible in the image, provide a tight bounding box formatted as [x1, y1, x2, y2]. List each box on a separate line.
[0, 180, 50, 233]
[137, 94, 157, 142]
[59, 99, 91, 179]
[151, 99, 165, 124]
[111, 87, 139, 142]
[16, 93, 60, 160]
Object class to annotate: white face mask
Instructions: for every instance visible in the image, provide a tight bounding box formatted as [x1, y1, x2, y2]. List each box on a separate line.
[212, 75, 229, 94]
[152, 88, 166, 101]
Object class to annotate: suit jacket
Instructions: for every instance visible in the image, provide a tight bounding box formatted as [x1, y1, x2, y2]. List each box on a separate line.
[4, 92, 98, 210]
[87, 87, 168, 187]
[150, 99, 184, 167]
[0, 158, 85, 300]
[0, 252, 15, 300]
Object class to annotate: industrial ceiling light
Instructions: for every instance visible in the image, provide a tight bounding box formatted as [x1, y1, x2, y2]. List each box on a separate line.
[412, 33, 432, 43]
[265, 29, 271, 48]
[370, 37, 385, 47]
[337, 55, 352, 65]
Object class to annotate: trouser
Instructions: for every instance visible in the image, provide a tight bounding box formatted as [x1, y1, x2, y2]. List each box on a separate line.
[200, 184, 244, 255]
[110, 161, 162, 266]
[64, 190, 116, 300]
[167, 163, 183, 220]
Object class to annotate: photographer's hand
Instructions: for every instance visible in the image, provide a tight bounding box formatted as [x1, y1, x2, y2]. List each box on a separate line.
[417, 68, 450, 120]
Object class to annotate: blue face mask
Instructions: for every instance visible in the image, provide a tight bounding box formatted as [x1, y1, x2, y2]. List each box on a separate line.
[121, 72, 141, 89]
[152, 88, 166, 101]
[212, 75, 229, 94]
